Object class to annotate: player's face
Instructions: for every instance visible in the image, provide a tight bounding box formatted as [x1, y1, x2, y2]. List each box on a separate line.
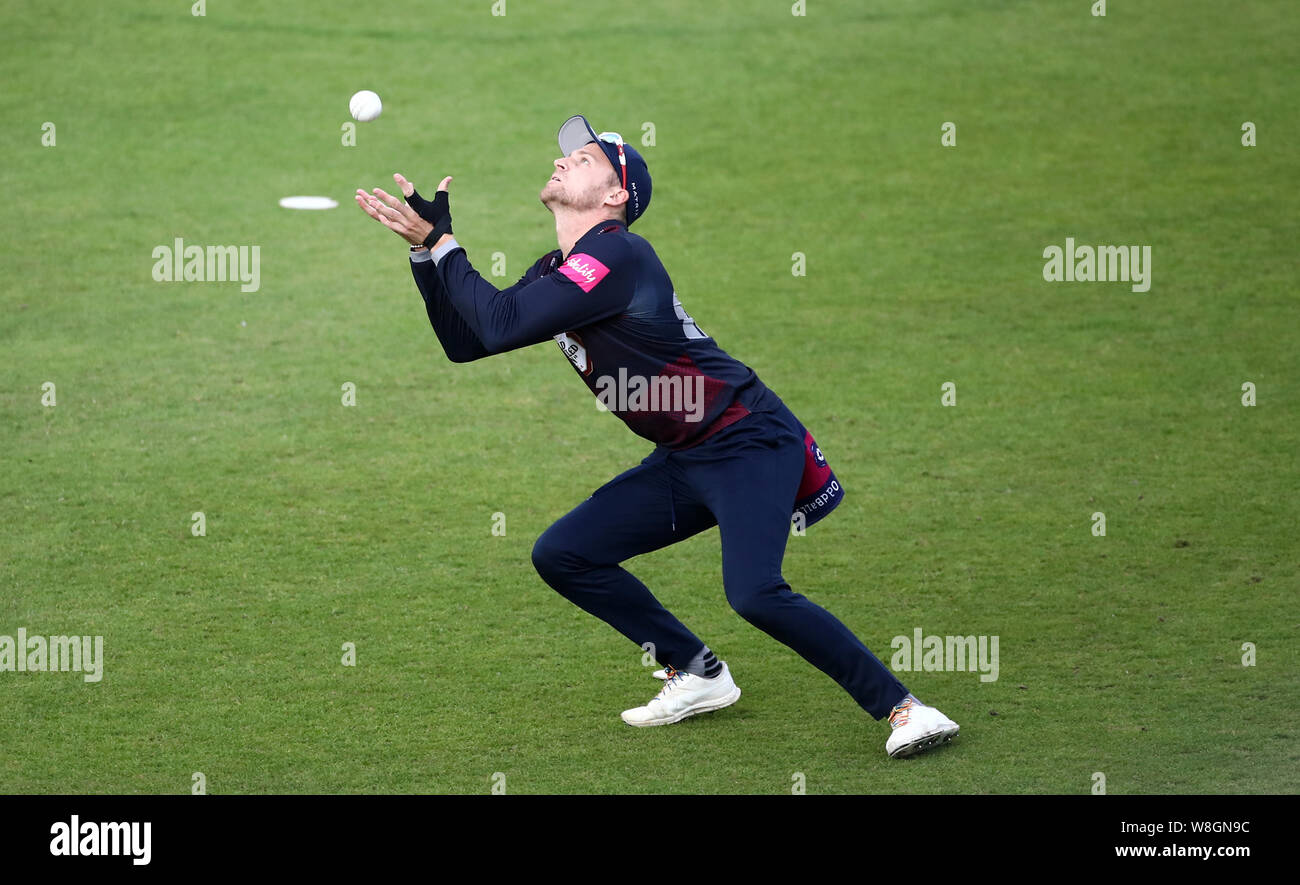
[540, 143, 622, 212]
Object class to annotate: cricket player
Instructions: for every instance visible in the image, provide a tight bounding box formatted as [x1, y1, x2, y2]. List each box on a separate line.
[355, 115, 959, 758]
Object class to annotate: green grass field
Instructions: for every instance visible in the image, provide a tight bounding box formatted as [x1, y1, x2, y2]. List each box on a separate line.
[1, 0, 1296, 794]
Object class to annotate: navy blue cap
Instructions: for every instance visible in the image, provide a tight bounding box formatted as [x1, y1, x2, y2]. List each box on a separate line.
[557, 115, 652, 224]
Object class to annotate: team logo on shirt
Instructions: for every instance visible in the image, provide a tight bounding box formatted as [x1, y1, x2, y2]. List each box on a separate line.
[557, 253, 610, 293]
[554, 331, 592, 376]
[811, 441, 827, 468]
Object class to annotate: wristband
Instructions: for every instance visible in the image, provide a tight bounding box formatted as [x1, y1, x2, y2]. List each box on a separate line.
[421, 214, 454, 249]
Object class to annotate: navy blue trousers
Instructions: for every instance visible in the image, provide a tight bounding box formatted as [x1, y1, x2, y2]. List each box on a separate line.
[531, 393, 909, 720]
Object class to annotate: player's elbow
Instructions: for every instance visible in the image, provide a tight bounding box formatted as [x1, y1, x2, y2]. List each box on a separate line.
[475, 328, 507, 355]
[476, 329, 530, 358]
[444, 344, 487, 364]
[429, 329, 491, 363]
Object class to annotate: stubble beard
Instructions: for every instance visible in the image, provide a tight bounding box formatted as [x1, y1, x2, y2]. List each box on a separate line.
[540, 178, 606, 215]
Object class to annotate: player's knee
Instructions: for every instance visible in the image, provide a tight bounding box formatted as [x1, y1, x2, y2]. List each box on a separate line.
[530, 532, 561, 581]
[726, 574, 808, 625]
[531, 528, 584, 586]
[725, 581, 785, 625]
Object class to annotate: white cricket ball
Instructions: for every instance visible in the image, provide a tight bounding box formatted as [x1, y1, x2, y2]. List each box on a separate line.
[349, 90, 383, 122]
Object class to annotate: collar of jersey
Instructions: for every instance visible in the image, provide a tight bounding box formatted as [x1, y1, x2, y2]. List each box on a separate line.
[560, 219, 626, 262]
[584, 218, 626, 240]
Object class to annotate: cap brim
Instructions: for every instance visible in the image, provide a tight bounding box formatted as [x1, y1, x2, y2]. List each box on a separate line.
[558, 114, 599, 156]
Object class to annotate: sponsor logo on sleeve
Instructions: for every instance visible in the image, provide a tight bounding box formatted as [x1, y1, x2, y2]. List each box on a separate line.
[558, 253, 610, 293]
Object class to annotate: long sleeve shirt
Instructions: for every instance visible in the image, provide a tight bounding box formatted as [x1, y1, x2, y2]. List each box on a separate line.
[409, 219, 771, 450]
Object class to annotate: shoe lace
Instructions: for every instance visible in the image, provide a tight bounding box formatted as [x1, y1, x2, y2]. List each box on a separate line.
[657, 666, 688, 697]
[888, 697, 915, 729]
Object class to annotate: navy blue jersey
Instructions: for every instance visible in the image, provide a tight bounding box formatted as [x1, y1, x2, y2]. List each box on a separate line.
[411, 220, 770, 449]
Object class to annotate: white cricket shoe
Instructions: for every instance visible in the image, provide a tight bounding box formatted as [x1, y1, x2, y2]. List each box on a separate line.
[621, 663, 742, 727]
[651, 669, 669, 680]
[885, 696, 959, 758]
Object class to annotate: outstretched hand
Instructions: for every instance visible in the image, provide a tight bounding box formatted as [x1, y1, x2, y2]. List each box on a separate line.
[394, 173, 453, 225]
[355, 174, 453, 247]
